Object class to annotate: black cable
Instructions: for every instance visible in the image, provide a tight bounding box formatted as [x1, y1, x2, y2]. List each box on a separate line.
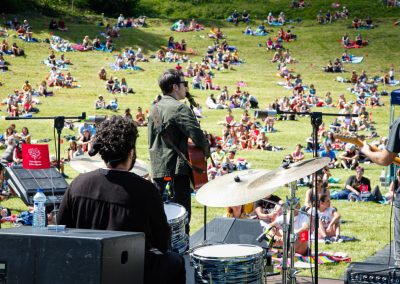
[389, 185, 395, 266]
[53, 126, 57, 162]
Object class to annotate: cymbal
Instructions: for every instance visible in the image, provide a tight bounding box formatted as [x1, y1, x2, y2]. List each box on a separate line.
[196, 157, 330, 207]
[196, 169, 273, 207]
[69, 155, 150, 178]
[248, 157, 330, 190]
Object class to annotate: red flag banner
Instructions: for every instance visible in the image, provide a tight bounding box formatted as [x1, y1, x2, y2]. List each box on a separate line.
[22, 144, 51, 169]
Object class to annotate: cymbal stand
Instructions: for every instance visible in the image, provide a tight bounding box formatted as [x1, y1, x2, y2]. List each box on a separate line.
[289, 181, 300, 284]
[281, 197, 289, 284]
[281, 181, 300, 284]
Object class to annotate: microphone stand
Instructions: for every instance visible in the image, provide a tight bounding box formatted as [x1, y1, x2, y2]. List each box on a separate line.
[277, 110, 358, 284]
[5, 112, 86, 172]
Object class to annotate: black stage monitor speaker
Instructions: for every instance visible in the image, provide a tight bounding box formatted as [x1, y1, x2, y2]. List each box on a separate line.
[190, 217, 267, 249]
[4, 165, 68, 206]
[0, 227, 145, 284]
[345, 262, 400, 284]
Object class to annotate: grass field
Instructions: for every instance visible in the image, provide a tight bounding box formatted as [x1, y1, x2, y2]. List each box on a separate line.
[1, 3, 400, 279]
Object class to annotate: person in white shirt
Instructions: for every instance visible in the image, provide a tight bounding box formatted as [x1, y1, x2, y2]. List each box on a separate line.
[117, 14, 125, 27]
[267, 202, 310, 255]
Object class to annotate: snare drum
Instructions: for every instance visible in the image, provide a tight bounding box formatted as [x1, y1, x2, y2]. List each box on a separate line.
[164, 202, 189, 254]
[191, 244, 264, 284]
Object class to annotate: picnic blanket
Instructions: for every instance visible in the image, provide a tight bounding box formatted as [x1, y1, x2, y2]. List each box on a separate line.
[343, 56, 364, 64]
[316, 235, 356, 243]
[341, 40, 368, 49]
[42, 59, 68, 70]
[271, 249, 351, 269]
[109, 63, 144, 71]
[389, 80, 400, 86]
[71, 44, 89, 51]
[267, 21, 284, 26]
[95, 44, 113, 52]
[160, 45, 197, 55]
[18, 35, 39, 42]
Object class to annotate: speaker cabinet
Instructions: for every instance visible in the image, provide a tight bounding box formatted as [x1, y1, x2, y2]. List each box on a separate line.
[0, 227, 145, 284]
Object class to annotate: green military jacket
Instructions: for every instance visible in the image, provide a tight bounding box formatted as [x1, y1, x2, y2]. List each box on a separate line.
[148, 95, 210, 179]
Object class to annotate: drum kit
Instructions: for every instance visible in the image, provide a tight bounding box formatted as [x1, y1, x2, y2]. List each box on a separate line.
[190, 157, 330, 284]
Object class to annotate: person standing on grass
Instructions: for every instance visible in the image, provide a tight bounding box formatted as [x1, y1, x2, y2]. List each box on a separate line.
[362, 117, 400, 266]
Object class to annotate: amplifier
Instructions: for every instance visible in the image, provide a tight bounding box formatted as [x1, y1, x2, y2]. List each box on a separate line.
[4, 165, 68, 206]
[345, 262, 400, 284]
[0, 227, 145, 284]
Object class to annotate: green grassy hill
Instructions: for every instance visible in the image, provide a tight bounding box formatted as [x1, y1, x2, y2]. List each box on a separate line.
[1, 1, 400, 279]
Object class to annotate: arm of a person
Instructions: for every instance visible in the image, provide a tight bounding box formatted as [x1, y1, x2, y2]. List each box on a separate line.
[255, 206, 275, 220]
[345, 184, 359, 195]
[361, 145, 397, 166]
[304, 189, 312, 209]
[329, 210, 341, 227]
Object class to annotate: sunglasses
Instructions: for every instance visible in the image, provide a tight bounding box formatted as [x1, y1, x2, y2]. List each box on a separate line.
[179, 81, 188, 87]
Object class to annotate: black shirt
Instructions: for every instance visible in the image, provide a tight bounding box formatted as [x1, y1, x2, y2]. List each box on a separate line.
[345, 175, 371, 193]
[58, 169, 171, 252]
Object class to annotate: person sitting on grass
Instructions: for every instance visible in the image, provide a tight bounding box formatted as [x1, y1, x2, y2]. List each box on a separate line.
[98, 67, 107, 81]
[50, 154, 68, 178]
[224, 205, 247, 219]
[135, 107, 147, 126]
[268, 202, 310, 255]
[67, 140, 78, 161]
[82, 36, 93, 51]
[340, 143, 359, 170]
[11, 42, 24, 56]
[331, 166, 373, 201]
[316, 194, 341, 244]
[95, 95, 106, 109]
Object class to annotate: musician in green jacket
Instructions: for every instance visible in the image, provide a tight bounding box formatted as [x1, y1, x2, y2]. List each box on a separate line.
[148, 69, 210, 233]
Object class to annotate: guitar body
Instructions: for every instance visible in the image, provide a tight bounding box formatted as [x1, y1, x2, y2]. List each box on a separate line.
[188, 142, 208, 190]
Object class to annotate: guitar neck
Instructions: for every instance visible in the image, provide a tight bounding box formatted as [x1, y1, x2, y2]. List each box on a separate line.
[334, 134, 400, 166]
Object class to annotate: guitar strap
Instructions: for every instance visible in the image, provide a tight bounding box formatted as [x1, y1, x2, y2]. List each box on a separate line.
[151, 103, 204, 174]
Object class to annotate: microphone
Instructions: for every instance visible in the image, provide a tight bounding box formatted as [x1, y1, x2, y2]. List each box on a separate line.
[254, 109, 278, 119]
[84, 115, 107, 124]
[257, 227, 272, 243]
[186, 92, 198, 108]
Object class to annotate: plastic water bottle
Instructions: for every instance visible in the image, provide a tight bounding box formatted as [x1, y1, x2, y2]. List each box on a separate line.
[33, 188, 46, 229]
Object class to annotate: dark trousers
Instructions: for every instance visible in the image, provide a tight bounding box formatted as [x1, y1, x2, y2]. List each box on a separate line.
[395, 206, 400, 265]
[145, 250, 186, 284]
[154, 175, 191, 234]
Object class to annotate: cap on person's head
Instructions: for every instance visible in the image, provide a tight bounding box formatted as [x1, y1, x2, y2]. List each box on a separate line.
[356, 166, 364, 173]
[50, 154, 56, 161]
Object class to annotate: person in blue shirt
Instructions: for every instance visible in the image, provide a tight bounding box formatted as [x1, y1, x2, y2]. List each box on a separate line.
[319, 143, 338, 168]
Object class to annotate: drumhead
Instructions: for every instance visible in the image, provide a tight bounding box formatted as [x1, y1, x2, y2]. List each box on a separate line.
[193, 244, 263, 258]
[164, 202, 186, 222]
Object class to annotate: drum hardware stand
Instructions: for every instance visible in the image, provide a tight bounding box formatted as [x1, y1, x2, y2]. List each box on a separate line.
[281, 181, 300, 284]
[276, 110, 358, 284]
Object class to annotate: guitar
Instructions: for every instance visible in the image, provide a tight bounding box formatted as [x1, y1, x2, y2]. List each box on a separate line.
[188, 141, 208, 190]
[333, 133, 400, 166]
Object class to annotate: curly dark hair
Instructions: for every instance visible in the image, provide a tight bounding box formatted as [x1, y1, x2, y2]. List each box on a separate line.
[89, 116, 138, 168]
[158, 69, 184, 95]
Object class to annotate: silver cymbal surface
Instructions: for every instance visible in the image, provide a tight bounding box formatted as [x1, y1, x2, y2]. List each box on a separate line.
[196, 158, 330, 207]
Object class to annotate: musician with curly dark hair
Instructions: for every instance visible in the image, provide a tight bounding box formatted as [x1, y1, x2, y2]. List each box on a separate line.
[148, 69, 210, 234]
[58, 115, 185, 283]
